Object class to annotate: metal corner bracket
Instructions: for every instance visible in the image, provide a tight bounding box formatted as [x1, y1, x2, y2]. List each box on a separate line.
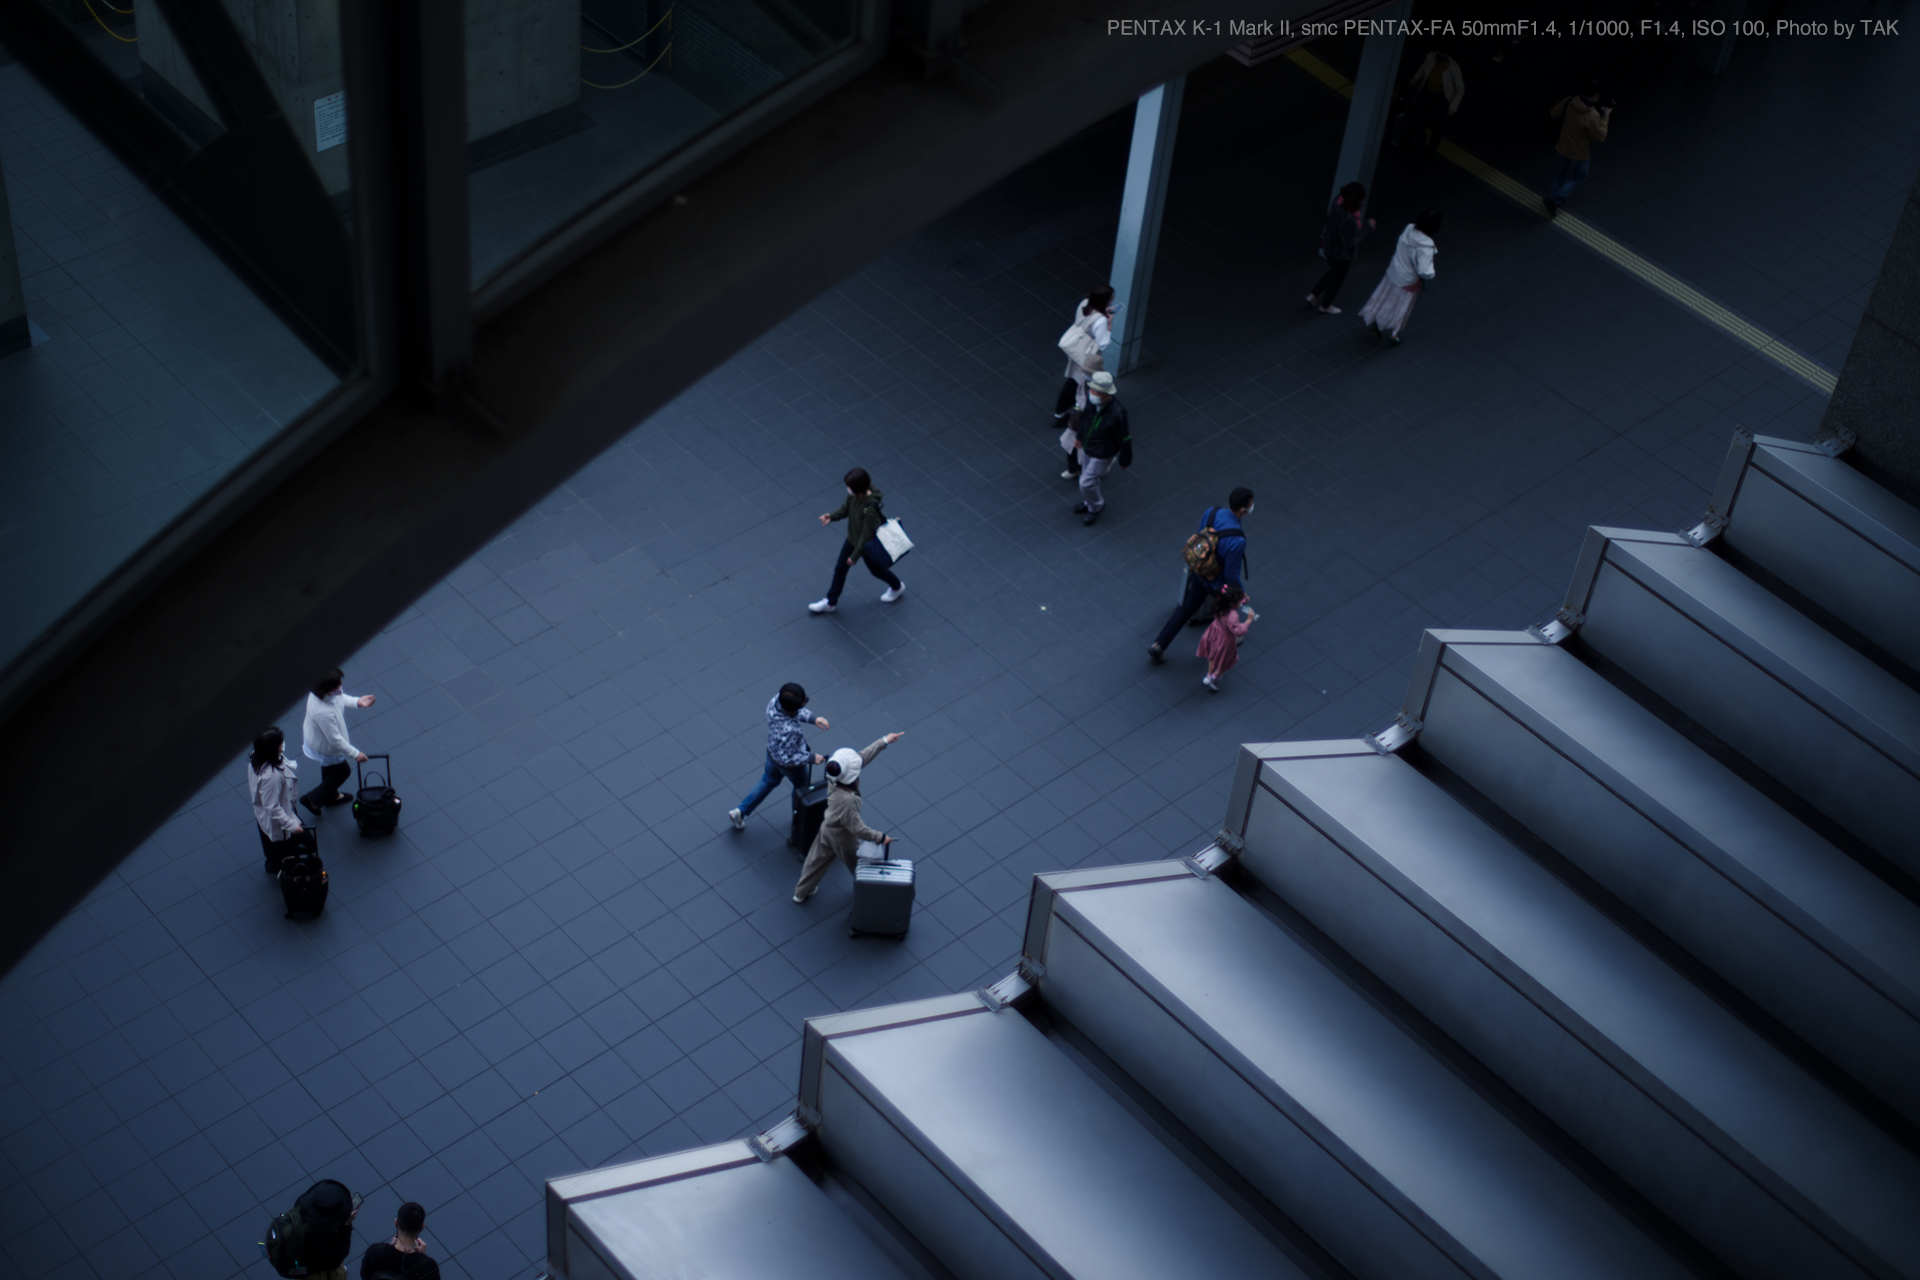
[978, 970, 1033, 1012]
[1182, 839, 1236, 879]
[1368, 712, 1422, 755]
[752, 1110, 814, 1161]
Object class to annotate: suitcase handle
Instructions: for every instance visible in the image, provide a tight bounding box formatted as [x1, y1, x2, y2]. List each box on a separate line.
[357, 753, 391, 792]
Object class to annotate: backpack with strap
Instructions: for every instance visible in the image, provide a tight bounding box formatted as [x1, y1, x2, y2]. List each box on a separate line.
[1183, 507, 1238, 581]
[260, 1207, 312, 1278]
[1057, 307, 1105, 372]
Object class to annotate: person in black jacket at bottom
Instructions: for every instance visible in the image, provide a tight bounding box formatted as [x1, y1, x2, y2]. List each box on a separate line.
[361, 1202, 441, 1280]
[1070, 371, 1133, 526]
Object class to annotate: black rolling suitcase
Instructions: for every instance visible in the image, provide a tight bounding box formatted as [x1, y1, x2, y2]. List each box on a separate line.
[278, 836, 329, 919]
[352, 754, 401, 836]
[789, 779, 829, 852]
[849, 860, 915, 937]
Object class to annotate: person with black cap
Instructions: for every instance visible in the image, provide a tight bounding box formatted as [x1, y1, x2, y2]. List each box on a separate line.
[360, 1201, 440, 1279]
[729, 682, 829, 831]
[793, 732, 905, 904]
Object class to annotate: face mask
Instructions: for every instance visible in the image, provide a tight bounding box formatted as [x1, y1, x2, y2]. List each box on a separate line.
[1090, 394, 1107, 406]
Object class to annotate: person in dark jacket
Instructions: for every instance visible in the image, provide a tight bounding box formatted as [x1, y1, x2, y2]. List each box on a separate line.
[283, 1179, 359, 1280]
[809, 467, 903, 613]
[360, 1201, 440, 1280]
[1149, 488, 1253, 662]
[1069, 371, 1133, 526]
[1307, 182, 1376, 314]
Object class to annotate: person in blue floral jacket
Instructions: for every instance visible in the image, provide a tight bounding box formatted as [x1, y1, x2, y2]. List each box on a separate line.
[729, 682, 828, 830]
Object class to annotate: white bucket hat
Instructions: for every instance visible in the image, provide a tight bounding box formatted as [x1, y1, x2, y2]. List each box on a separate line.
[825, 747, 862, 785]
[1087, 371, 1117, 396]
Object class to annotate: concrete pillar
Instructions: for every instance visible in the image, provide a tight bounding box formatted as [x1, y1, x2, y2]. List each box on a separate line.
[1328, 0, 1411, 212]
[1818, 168, 1920, 498]
[1109, 75, 1184, 376]
[0, 162, 26, 359]
[1694, 0, 1746, 75]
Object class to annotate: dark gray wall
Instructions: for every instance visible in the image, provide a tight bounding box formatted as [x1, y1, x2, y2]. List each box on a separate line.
[1820, 170, 1920, 498]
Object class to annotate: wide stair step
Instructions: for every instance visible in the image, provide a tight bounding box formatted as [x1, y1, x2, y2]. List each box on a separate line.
[797, 992, 1306, 1280]
[1023, 861, 1693, 1280]
[1405, 629, 1920, 1125]
[1707, 432, 1920, 671]
[1230, 739, 1920, 1280]
[1562, 525, 1920, 865]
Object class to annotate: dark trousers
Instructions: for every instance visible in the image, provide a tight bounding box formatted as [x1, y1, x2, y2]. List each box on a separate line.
[827, 539, 900, 604]
[1154, 572, 1220, 651]
[739, 756, 810, 817]
[1417, 89, 1449, 149]
[1053, 377, 1079, 418]
[301, 761, 352, 810]
[1310, 258, 1353, 306]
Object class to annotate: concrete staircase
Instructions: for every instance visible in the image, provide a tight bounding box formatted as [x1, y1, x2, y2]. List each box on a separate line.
[542, 432, 1920, 1280]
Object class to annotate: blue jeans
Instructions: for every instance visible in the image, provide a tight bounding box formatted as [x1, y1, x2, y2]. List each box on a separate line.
[738, 756, 810, 817]
[1547, 156, 1590, 207]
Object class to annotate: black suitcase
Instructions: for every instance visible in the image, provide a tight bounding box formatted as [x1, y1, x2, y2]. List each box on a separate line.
[789, 779, 829, 852]
[352, 754, 401, 836]
[278, 842, 329, 919]
[849, 860, 915, 937]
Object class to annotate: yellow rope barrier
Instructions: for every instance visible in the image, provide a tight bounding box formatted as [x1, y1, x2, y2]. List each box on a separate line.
[82, 0, 137, 42]
[582, 8, 671, 54]
[582, 39, 672, 89]
[101, 0, 134, 13]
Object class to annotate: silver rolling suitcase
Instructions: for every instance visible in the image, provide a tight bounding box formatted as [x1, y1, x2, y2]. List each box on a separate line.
[850, 859, 915, 937]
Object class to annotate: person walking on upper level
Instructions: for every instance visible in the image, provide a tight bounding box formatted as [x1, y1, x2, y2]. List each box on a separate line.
[809, 468, 903, 613]
[1406, 51, 1464, 152]
[301, 669, 374, 817]
[360, 1200, 440, 1280]
[729, 682, 828, 830]
[1307, 182, 1377, 314]
[1357, 210, 1441, 345]
[1053, 286, 1116, 479]
[1544, 79, 1613, 218]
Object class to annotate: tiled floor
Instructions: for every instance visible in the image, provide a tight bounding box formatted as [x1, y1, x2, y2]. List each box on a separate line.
[1, 18, 1909, 1280]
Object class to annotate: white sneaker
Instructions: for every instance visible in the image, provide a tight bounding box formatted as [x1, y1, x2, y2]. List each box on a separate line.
[1060, 469, 1078, 479]
[880, 583, 905, 603]
[1202, 674, 1218, 691]
[792, 889, 814, 904]
[808, 598, 836, 613]
[728, 807, 745, 831]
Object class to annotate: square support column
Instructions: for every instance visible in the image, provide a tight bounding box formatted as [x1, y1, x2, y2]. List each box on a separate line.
[1327, 0, 1410, 212]
[1109, 75, 1184, 376]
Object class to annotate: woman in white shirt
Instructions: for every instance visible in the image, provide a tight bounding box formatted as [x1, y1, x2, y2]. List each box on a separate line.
[1357, 209, 1442, 345]
[301, 667, 374, 816]
[1053, 286, 1115, 478]
[248, 727, 305, 873]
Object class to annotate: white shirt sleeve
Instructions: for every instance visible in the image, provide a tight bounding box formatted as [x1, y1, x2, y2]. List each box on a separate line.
[1090, 313, 1112, 350]
[1414, 239, 1436, 280]
[312, 693, 358, 759]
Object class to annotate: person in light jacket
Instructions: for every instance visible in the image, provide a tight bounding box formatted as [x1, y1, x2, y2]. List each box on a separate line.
[1053, 285, 1115, 479]
[793, 733, 905, 903]
[1357, 209, 1442, 345]
[1405, 51, 1464, 152]
[249, 727, 305, 874]
[301, 668, 375, 817]
[1307, 182, 1377, 314]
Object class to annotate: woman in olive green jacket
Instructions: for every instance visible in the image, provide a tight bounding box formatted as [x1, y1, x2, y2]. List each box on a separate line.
[809, 467, 904, 613]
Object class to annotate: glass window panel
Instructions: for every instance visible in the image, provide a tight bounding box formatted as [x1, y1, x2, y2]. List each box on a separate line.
[0, 5, 355, 673]
[469, 0, 862, 286]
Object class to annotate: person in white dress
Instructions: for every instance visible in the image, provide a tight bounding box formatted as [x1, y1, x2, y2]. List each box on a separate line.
[1357, 209, 1442, 344]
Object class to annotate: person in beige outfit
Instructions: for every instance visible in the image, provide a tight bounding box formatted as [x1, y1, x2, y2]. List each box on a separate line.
[1544, 78, 1612, 217]
[793, 733, 905, 903]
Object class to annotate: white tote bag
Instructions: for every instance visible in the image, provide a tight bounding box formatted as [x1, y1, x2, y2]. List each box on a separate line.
[1056, 310, 1104, 372]
[876, 517, 913, 562]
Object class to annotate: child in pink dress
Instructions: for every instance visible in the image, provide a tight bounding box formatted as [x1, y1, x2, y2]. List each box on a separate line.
[1196, 586, 1254, 691]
